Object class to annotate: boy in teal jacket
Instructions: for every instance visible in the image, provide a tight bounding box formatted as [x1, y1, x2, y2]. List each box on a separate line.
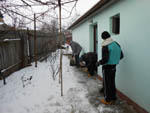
[97, 31, 124, 105]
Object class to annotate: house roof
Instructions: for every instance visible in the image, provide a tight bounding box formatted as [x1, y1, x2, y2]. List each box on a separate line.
[68, 0, 118, 30]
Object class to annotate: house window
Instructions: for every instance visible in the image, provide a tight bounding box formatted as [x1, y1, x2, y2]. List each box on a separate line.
[111, 14, 120, 34]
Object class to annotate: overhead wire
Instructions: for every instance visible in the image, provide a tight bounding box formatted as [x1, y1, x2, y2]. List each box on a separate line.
[0, 0, 79, 28]
[61, 0, 78, 19]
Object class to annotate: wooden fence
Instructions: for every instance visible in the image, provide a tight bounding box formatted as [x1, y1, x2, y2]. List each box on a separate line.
[0, 39, 23, 77]
[0, 30, 65, 79]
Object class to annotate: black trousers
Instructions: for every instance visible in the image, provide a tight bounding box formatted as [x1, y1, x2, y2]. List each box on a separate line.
[87, 61, 97, 76]
[102, 65, 116, 102]
[75, 53, 80, 65]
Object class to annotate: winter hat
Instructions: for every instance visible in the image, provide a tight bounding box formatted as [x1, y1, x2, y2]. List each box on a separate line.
[101, 31, 110, 40]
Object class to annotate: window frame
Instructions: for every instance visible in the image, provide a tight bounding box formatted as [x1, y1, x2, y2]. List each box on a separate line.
[110, 13, 120, 35]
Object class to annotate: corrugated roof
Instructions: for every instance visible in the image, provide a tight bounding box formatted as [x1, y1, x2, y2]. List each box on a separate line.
[68, 0, 117, 29]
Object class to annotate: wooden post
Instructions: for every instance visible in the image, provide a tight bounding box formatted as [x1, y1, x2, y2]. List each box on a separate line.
[34, 13, 37, 67]
[58, 0, 63, 96]
[0, 70, 6, 85]
[27, 28, 32, 64]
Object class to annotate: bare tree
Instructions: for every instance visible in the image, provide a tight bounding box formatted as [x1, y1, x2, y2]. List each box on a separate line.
[0, 0, 79, 29]
[67, 12, 80, 27]
[47, 50, 60, 81]
[40, 19, 58, 35]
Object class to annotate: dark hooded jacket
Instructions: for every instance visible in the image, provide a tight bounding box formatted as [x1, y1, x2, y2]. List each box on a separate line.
[80, 52, 97, 67]
[70, 41, 82, 56]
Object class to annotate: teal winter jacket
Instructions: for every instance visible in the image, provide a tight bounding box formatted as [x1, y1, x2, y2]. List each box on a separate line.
[98, 41, 123, 65]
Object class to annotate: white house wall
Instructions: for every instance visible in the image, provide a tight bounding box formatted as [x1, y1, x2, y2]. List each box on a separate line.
[72, 21, 91, 55]
[71, 0, 150, 112]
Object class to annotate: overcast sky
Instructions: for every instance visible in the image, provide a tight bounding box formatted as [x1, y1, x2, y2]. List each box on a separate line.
[62, 0, 100, 28]
[1, 0, 100, 29]
[76, 0, 100, 15]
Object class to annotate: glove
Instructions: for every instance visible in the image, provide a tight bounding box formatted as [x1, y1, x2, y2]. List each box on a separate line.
[96, 62, 101, 67]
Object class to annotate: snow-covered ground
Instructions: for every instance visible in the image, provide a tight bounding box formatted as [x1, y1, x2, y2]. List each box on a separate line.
[0, 50, 137, 113]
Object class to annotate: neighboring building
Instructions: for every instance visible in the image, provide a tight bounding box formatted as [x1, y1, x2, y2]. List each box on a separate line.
[68, 0, 150, 113]
[64, 31, 72, 42]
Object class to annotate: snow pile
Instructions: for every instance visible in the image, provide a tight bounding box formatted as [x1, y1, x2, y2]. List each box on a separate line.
[3, 39, 21, 42]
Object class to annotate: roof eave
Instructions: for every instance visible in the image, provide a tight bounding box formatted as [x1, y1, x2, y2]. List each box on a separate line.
[68, 0, 119, 30]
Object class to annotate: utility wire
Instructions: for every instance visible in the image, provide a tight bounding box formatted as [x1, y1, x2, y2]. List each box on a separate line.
[0, 0, 79, 27]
